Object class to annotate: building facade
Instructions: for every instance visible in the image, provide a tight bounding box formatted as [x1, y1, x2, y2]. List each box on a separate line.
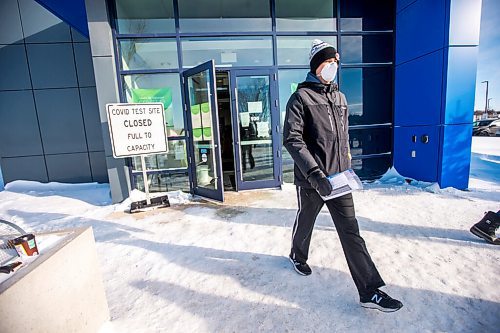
[0, 0, 482, 203]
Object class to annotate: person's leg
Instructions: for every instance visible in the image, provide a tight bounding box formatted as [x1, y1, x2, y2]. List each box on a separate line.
[247, 145, 255, 169]
[241, 146, 248, 171]
[290, 186, 324, 263]
[325, 193, 385, 297]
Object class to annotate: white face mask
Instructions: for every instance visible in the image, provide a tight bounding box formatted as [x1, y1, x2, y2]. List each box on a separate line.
[320, 61, 338, 82]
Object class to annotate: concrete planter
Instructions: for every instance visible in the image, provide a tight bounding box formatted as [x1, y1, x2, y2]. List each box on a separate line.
[0, 227, 109, 333]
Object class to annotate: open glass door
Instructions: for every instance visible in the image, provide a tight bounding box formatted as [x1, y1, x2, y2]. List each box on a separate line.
[231, 69, 281, 190]
[183, 60, 224, 201]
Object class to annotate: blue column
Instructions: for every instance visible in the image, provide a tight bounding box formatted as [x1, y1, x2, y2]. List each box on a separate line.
[394, 0, 482, 189]
[438, 0, 481, 189]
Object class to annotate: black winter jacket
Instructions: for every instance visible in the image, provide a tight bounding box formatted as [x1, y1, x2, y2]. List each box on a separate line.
[283, 81, 351, 189]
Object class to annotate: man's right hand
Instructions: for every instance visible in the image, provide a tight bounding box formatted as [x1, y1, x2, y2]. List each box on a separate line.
[307, 168, 333, 196]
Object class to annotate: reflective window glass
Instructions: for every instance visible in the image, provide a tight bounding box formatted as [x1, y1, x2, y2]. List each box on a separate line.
[275, 0, 337, 31]
[115, 0, 175, 34]
[123, 73, 184, 137]
[351, 155, 392, 179]
[277, 36, 337, 66]
[181, 37, 273, 68]
[341, 35, 393, 64]
[134, 171, 189, 193]
[348, 127, 392, 156]
[278, 69, 308, 183]
[178, 0, 270, 32]
[235, 75, 274, 182]
[340, 0, 395, 31]
[132, 140, 188, 171]
[340, 67, 392, 126]
[120, 39, 178, 70]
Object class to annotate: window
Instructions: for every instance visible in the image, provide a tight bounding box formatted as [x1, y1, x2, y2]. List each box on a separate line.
[178, 0, 271, 32]
[110, 0, 396, 184]
[348, 127, 392, 156]
[181, 37, 273, 68]
[277, 36, 337, 66]
[131, 140, 188, 171]
[351, 155, 392, 179]
[115, 0, 175, 34]
[275, 0, 337, 31]
[120, 39, 178, 70]
[340, 67, 393, 126]
[134, 171, 189, 193]
[123, 73, 184, 137]
[341, 35, 393, 64]
[340, 0, 395, 32]
[278, 69, 308, 183]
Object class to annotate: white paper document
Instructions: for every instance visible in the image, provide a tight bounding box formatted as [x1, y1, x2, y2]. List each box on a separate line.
[240, 112, 250, 127]
[248, 101, 263, 114]
[320, 169, 363, 201]
[256, 121, 269, 137]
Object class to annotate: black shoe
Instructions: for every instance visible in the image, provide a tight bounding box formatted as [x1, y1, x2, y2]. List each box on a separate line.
[360, 289, 403, 313]
[470, 211, 500, 245]
[288, 256, 312, 276]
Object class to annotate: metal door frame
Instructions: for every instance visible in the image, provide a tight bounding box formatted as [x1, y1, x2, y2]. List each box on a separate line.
[183, 60, 224, 201]
[229, 68, 281, 191]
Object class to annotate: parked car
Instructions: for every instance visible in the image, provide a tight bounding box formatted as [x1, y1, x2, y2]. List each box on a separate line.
[473, 119, 500, 136]
[473, 118, 497, 129]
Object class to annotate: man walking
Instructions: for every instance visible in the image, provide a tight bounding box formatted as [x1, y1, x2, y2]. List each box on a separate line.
[283, 39, 403, 312]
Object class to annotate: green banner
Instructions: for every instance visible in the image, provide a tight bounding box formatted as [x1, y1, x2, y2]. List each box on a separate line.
[131, 88, 174, 128]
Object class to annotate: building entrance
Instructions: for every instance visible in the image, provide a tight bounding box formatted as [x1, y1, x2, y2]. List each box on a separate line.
[216, 71, 236, 191]
[183, 61, 281, 202]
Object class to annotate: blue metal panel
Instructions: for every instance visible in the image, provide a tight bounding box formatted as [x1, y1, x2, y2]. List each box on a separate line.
[395, 0, 446, 65]
[443, 46, 478, 125]
[438, 124, 472, 189]
[396, 0, 418, 14]
[0, 0, 24, 44]
[394, 49, 443, 126]
[34, 0, 88, 37]
[1, 155, 49, 183]
[448, 0, 482, 46]
[393, 125, 440, 182]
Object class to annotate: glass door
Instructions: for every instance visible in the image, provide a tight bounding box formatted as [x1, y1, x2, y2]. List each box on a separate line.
[230, 69, 281, 190]
[183, 60, 224, 201]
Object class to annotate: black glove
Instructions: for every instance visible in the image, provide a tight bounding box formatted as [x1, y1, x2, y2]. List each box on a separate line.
[307, 168, 332, 196]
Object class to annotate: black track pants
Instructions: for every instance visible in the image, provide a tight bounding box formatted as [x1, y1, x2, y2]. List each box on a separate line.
[290, 186, 385, 297]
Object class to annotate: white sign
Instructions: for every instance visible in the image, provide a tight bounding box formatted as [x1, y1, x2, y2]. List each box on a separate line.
[256, 121, 269, 137]
[248, 101, 262, 114]
[240, 112, 250, 127]
[106, 103, 168, 158]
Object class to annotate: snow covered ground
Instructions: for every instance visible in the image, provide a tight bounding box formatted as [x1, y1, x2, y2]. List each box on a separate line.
[0, 137, 499, 332]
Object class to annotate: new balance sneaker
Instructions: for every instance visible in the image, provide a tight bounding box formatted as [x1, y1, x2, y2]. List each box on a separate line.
[288, 256, 312, 276]
[360, 289, 403, 312]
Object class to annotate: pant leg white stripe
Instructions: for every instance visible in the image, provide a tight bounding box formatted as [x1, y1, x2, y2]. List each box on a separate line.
[291, 186, 302, 259]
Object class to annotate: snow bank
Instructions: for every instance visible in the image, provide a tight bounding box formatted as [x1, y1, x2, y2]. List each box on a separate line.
[4, 180, 112, 206]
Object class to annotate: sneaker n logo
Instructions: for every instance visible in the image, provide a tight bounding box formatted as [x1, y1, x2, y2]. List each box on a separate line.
[371, 294, 382, 304]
